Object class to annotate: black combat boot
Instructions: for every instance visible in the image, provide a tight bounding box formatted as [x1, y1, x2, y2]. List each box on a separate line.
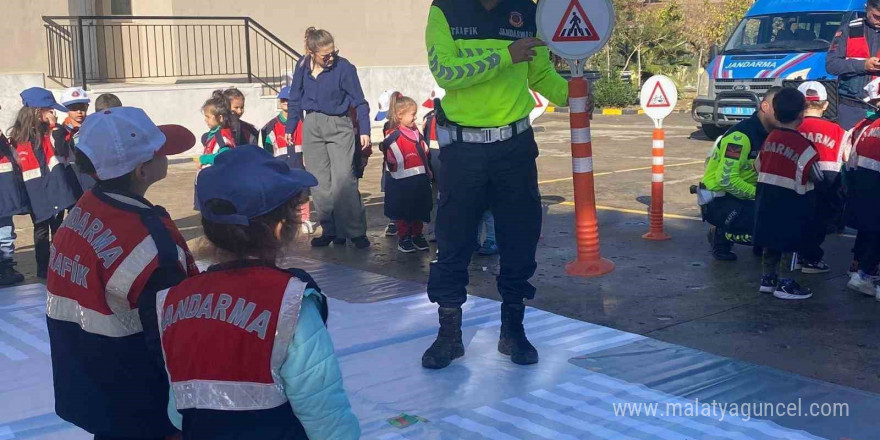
[498, 303, 539, 365]
[422, 307, 464, 369]
[709, 226, 737, 261]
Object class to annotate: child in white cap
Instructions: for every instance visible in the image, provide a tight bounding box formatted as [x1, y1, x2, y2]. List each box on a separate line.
[55, 86, 95, 196]
[794, 81, 847, 274]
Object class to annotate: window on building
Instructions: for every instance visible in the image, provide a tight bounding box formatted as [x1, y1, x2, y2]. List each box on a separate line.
[111, 0, 132, 15]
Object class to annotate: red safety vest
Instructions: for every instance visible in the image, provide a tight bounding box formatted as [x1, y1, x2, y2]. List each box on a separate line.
[46, 190, 199, 337]
[16, 133, 63, 182]
[756, 128, 819, 195]
[266, 117, 302, 156]
[381, 127, 431, 180]
[202, 127, 236, 156]
[853, 118, 880, 174]
[798, 116, 847, 173]
[846, 19, 880, 82]
[156, 266, 308, 411]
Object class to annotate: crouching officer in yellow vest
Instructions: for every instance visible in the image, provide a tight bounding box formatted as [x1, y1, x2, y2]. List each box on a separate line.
[46, 107, 199, 440]
[157, 145, 360, 440]
[700, 87, 781, 261]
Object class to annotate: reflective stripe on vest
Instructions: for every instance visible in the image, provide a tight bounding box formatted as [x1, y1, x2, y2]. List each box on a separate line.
[858, 155, 880, 173]
[388, 141, 427, 179]
[17, 135, 62, 182]
[0, 162, 12, 174]
[156, 273, 306, 411]
[45, 191, 197, 337]
[756, 130, 817, 195]
[817, 161, 841, 172]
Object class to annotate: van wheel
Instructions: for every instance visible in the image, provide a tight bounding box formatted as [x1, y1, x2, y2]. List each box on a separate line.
[701, 123, 727, 141]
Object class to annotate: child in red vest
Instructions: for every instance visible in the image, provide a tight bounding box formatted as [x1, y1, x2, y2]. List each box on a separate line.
[795, 81, 847, 274]
[46, 106, 199, 439]
[198, 91, 236, 167]
[755, 88, 826, 300]
[262, 85, 316, 235]
[223, 87, 259, 145]
[380, 94, 433, 253]
[8, 88, 79, 279]
[845, 78, 880, 297]
[160, 145, 360, 439]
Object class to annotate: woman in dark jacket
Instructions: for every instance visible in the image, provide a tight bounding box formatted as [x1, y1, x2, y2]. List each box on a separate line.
[286, 28, 371, 249]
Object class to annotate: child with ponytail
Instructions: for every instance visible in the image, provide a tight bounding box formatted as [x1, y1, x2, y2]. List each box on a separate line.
[379, 93, 433, 253]
[198, 90, 237, 167]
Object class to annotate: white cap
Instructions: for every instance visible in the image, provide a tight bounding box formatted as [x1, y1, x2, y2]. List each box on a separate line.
[59, 87, 90, 106]
[797, 81, 827, 102]
[423, 85, 446, 108]
[77, 107, 195, 180]
[865, 78, 880, 103]
[375, 89, 398, 121]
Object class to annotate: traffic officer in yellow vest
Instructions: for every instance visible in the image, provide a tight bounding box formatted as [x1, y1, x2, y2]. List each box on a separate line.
[46, 107, 199, 440]
[827, 0, 880, 129]
[422, 0, 581, 369]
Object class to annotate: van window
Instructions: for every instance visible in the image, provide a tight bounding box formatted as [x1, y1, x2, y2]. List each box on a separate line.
[724, 12, 844, 54]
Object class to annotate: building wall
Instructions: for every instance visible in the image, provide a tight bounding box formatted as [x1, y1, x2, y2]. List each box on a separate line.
[2, 0, 431, 79]
[171, 0, 432, 68]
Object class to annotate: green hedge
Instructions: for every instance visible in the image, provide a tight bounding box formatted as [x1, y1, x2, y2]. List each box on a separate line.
[592, 76, 639, 108]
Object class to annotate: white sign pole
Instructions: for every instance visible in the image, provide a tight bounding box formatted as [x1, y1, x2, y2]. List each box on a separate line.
[639, 75, 678, 241]
[537, 0, 615, 277]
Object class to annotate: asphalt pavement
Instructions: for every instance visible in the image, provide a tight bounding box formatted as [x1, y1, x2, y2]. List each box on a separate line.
[8, 112, 879, 394]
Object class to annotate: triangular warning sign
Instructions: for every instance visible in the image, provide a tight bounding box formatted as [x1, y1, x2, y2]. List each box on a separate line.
[646, 82, 671, 108]
[552, 0, 600, 42]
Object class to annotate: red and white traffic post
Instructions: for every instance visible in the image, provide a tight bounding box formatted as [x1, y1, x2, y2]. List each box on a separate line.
[538, 0, 617, 277]
[640, 75, 678, 241]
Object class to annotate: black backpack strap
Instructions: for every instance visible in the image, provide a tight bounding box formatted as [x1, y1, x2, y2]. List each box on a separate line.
[139, 206, 184, 273]
[283, 268, 328, 324]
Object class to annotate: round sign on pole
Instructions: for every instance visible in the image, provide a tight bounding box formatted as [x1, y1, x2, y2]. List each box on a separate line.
[537, 0, 615, 61]
[640, 75, 678, 122]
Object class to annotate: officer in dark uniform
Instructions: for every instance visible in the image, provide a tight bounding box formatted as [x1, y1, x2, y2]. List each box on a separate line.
[422, 0, 580, 369]
[827, 0, 880, 130]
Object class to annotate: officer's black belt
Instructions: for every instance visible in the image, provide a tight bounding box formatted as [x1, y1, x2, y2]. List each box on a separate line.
[439, 117, 531, 144]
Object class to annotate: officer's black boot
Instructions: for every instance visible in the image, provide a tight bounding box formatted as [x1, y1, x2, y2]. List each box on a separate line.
[422, 307, 464, 369]
[710, 226, 737, 261]
[498, 303, 539, 365]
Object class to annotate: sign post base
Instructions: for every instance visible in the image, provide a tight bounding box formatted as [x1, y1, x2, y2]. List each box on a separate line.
[565, 258, 615, 278]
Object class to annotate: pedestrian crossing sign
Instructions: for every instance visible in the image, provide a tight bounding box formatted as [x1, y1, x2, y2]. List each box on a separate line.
[552, 0, 600, 42]
[646, 82, 671, 108]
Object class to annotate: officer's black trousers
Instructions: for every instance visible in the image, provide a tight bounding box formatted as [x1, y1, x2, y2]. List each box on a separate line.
[704, 195, 755, 241]
[428, 129, 542, 307]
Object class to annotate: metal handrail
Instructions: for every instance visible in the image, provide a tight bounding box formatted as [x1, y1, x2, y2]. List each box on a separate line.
[42, 15, 301, 93]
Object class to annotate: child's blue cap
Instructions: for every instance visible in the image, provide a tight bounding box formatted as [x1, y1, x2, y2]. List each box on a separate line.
[278, 85, 291, 100]
[20, 87, 67, 112]
[197, 145, 318, 226]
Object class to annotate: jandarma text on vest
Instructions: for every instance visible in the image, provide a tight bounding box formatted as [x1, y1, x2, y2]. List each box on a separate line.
[801, 132, 838, 149]
[162, 293, 272, 340]
[762, 142, 804, 162]
[59, 206, 125, 269]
